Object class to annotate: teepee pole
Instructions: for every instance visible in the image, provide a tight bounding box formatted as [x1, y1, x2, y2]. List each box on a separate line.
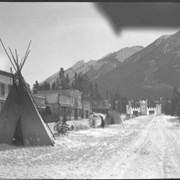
[20, 50, 30, 71]
[19, 57, 24, 70]
[25, 40, 32, 56]
[22, 41, 31, 65]
[24, 49, 30, 63]
[9, 48, 19, 71]
[0, 38, 17, 72]
[20, 40, 31, 71]
[15, 49, 18, 65]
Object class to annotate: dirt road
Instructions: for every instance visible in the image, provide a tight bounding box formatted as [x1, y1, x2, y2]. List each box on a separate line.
[1, 115, 180, 179]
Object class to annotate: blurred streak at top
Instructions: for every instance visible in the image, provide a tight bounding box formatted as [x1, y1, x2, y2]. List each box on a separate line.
[95, 2, 180, 34]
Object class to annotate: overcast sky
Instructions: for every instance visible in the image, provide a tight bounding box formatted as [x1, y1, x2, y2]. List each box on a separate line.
[0, 2, 179, 88]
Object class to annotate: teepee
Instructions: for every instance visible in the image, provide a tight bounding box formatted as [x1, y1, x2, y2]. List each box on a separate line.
[105, 110, 123, 125]
[0, 39, 55, 146]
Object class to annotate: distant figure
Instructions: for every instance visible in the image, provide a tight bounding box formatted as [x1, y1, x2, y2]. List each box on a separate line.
[92, 117, 95, 128]
[106, 112, 110, 118]
[62, 115, 67, 125]
[100, 115, 105, 128]
[71, 125, 74, 130]
[61, 115, 69, 130]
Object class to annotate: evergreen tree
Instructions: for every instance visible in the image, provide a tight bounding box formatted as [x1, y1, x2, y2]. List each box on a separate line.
[52, 81, 57, 90]
[95, 83, 98, 99]
[52, 67, 71, 90]
[175, 94, 180, 116]
[42, 81, 50, 90]
[171, 86, 180, 116]
[55, 77, 60, 90]
[121, 96, 128, 114]
[110, 93, 115, 110]
[65, 74, 70, 89]
[164, 99, 171, 115]
[59, 67, 65, 80]
[72, 72, 78, 90]
[81, 73, 91, 101]
[32, 80, 39, 93]
[58, 67, 65, 89]
[77, 72, 83, 91]
[108, 92, 128, 113]
[93, 82, 103, 105]
[89, 83, 94, 99]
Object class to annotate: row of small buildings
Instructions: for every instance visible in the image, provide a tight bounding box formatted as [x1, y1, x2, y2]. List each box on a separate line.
[0, 70, 91, 122]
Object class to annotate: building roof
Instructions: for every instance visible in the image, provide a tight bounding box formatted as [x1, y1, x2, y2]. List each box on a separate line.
[32, 94, 46, 99]
[0, 70, 13, 78]
[37, 89, 82, 97]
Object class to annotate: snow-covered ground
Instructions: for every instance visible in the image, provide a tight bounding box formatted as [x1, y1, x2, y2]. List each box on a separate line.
[1, 115, 180, 179]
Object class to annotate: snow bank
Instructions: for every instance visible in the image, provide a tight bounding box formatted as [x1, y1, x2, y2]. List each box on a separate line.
[67, 119, 90, 131]
[162, 115, 180, 129]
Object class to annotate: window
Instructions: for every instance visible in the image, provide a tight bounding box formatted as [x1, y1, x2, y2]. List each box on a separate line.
[0, 83, 5, 97]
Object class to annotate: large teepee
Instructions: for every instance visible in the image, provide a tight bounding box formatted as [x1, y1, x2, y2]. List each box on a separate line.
[0, 39, 55, 146]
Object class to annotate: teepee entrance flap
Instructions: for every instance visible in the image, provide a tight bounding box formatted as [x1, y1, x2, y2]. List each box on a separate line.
[12, 116, 24, 146]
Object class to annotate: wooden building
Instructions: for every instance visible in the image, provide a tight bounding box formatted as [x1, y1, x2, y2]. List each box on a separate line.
[0, 70, 13, 112]
[36, 89, 91, 122]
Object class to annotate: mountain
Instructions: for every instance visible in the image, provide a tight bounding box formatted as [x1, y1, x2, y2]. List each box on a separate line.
[45, 30, 180, 99]
[95, 31, 180, 99]
[44, 46, 143, 86]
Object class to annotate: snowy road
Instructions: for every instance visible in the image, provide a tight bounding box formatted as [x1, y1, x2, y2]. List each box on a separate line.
[0, 115, 180, 179]
[96, 115, 180, 179]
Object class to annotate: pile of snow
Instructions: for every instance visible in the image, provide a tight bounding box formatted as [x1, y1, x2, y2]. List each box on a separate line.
[125, 116, 148, 125]
[66, 119, 90, 131]
[162, 115, 180, 129]
[48, 119, 90, 133]
[75, 125, 124, 138]
[120, 114, 127, 121]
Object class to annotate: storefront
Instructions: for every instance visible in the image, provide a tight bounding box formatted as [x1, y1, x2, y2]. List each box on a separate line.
[37, 89, 87, 121]
[58, 94, 73, 120]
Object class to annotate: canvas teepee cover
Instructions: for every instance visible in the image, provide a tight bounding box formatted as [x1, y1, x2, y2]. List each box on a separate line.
[0, 39, 55, 146]
[105, 110, 123, 125]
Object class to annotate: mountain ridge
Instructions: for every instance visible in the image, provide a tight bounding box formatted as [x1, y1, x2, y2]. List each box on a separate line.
[96, 31, 180, 99]
[44, 30, 180, 99]
[44, 45, 143, 86]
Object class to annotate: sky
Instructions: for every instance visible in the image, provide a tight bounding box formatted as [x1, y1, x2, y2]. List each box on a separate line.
[0, 2, 179, 88]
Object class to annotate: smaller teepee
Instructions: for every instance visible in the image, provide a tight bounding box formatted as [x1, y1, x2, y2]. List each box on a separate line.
[105, 110, 123, 125]
[0, 39, 55, 146]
